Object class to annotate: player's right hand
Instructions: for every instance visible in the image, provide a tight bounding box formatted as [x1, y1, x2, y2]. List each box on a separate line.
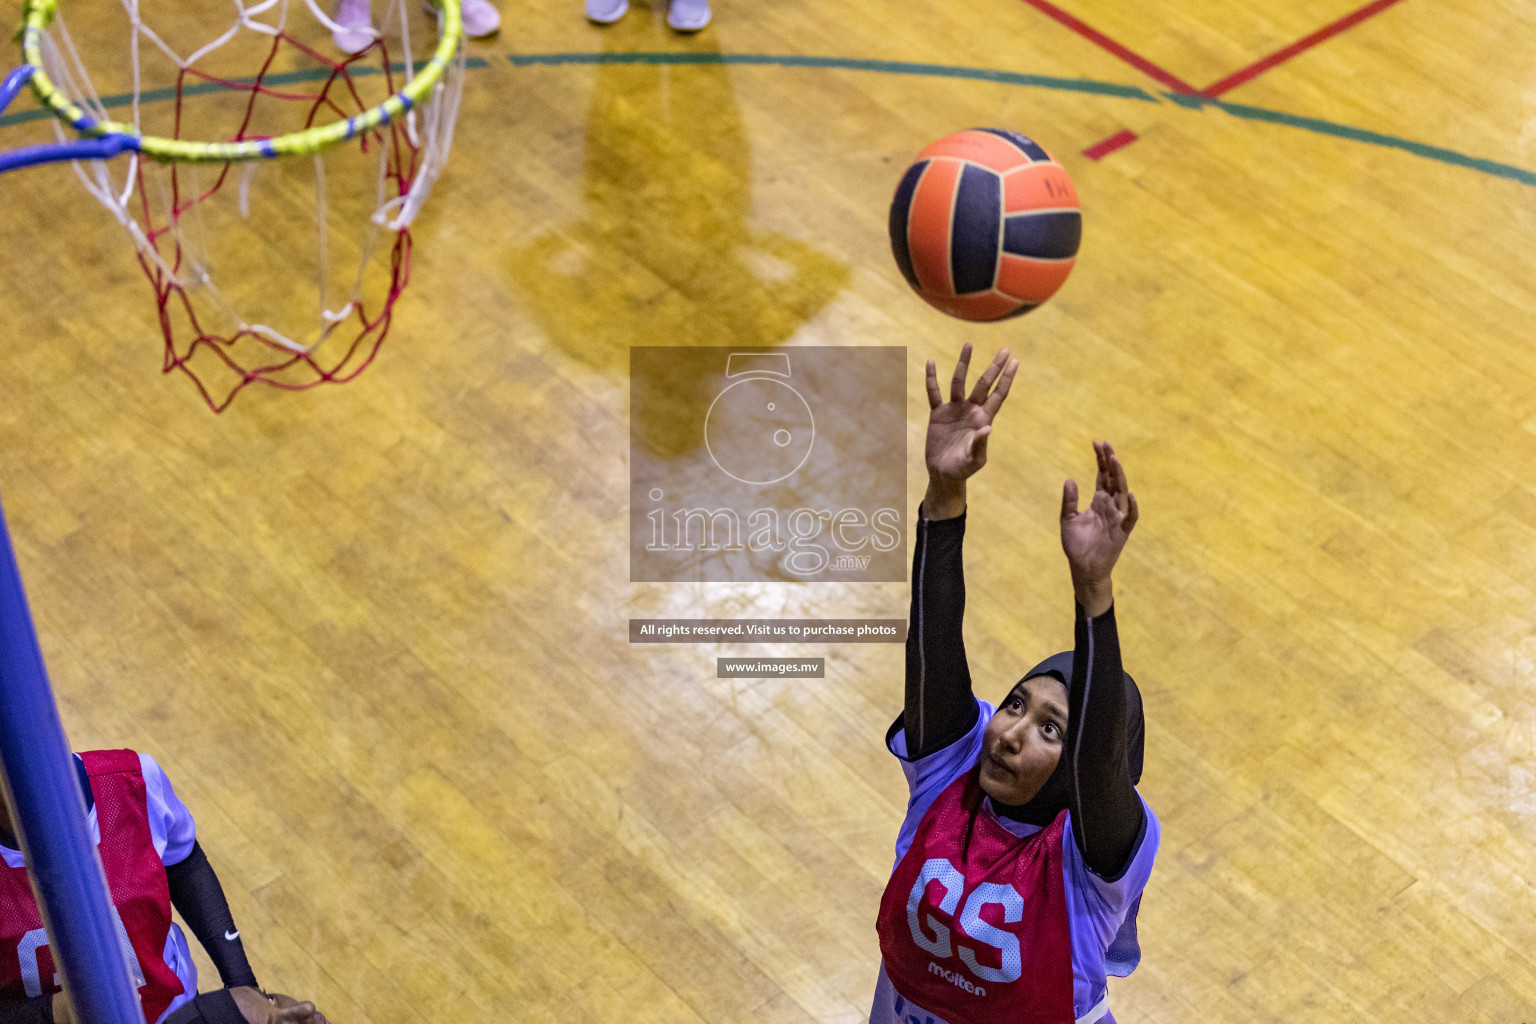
[265, 992, 331, 1024]
[231, 987, 332, 1024]
[924, 343, 1018, 486]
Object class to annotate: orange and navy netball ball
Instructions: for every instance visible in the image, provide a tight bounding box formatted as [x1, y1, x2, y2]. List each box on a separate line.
[889, 128, 1081, 321]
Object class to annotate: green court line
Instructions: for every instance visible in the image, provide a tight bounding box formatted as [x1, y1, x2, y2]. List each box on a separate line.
[1156, 88, 1536, 186]
[3, 48, 1532, 190]
[508, 51, 1536, 190]
[507, 51, 1157, 101]
[1212, 100, 1536, 187]
[0, 57, 491, 128]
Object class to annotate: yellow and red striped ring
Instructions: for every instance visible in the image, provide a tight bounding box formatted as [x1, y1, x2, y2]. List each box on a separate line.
[15, 0, 462, 162]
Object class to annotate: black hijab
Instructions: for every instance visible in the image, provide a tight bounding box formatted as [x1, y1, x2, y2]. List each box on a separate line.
[990, 651, 1144, 826]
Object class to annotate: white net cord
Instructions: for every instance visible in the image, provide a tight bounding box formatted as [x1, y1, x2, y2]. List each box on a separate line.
[32, 0, 466, 369]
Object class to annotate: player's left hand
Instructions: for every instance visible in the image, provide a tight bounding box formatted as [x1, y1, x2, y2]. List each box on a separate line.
[1060, 441, 1138, 614]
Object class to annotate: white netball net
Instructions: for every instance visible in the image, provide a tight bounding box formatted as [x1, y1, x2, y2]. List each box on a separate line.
[32, 0, 465, 409]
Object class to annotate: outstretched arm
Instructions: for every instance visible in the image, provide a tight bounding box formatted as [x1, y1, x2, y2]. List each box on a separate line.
[1060, 442, 1146, 878]
[904, 345, 1018, 758]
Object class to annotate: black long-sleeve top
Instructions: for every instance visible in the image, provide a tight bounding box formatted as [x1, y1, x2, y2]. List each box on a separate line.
[902, 504, 1145, 879]
[166, 841, 259, 991]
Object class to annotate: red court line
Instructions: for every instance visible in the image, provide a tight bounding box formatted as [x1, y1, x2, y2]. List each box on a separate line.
[1201, 0, 1407, 98]
[1015, 0, 1199, 95]
[1082, 130, 1138, 160]
[1039, 0, 1411, 159]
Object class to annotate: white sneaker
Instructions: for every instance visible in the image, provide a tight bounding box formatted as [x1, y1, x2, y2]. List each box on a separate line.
[331, 0, 375, 53]
[461, 0, 500, 38]
[585, 0, 628, 24]
[667, 0, 709, 31]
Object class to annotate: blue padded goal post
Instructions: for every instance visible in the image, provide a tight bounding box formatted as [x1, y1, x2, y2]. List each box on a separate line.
[0, 494, 143, 1023]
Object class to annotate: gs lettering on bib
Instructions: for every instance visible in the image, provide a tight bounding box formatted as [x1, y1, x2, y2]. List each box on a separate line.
[0, 750, 184, 1023]
[876, 767, 1075, 1024]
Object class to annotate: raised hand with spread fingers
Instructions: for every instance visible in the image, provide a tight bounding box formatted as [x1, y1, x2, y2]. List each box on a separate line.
[1060, 440, 1138, 617]
[921, 342, 1019, 521]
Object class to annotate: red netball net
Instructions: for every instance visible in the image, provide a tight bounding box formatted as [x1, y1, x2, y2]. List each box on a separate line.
[36, 0, 464, 410]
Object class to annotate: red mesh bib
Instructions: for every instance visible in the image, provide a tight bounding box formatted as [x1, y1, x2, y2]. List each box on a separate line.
[0, 750, 183, 1023]
[876, 767, 1075, 1024]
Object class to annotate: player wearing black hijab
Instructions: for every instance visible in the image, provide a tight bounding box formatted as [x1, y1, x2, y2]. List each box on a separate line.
[870, 345, 1157, 1024]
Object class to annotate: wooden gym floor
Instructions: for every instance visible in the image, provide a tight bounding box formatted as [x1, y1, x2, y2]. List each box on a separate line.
[2, 0, 1536, 1020]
